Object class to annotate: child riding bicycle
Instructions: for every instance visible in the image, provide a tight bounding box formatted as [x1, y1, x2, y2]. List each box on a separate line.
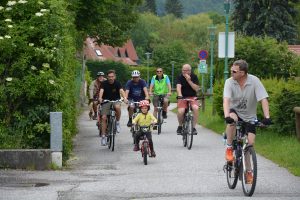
[132, 100, 157, 157]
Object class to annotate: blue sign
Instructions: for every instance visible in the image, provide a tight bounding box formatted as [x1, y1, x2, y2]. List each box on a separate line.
[198, 50, 208, 60]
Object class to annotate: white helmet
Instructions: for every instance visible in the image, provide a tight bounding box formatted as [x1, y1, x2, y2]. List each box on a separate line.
[131, 70, 140, 77]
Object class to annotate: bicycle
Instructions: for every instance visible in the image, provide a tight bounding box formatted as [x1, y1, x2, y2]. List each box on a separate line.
[129, 101, 141, 144]
[137, 125, 153, 165]
[223, 120, 266, 196]
[100, 99, 123, 151]
[154, 95, 165, 134]
[178, 97, 199, 150]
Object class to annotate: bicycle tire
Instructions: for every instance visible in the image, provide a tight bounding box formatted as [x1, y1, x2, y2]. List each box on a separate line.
[143, 142, 148, 165]
[107, 117, 114, 149]
[111, 118, 116, 151]
[226, 149, 239, 189]
[182, 121, 187, 147]
[241, 146, 257, 196]
[187, 117, 193, 150]
[157, 109, 162, 135]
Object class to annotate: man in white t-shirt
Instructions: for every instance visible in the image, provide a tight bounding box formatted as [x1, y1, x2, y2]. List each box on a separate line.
[223, 59, 272, 184]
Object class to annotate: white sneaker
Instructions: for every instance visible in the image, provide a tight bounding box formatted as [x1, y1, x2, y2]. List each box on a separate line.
[116, 121, 121, 133]
[101, 136, 107, 146]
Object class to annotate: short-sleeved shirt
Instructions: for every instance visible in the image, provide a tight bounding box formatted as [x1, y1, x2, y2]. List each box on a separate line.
[133, 112, 157, 126]
[101, 80, 122, 100]
[176, 73, 199, 97]
[126, 79, 147, 101]
[223, 74, 269, 121]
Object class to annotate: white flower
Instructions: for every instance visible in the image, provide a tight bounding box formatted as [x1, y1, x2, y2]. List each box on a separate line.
[40, 9, 48, 12]
[49, 80, 55, 84]
[30, 26, 34, 29]
[38, 1, 44, 5]
[35, 12, 43, 17]
[7, 25, 13, 28]
[7, 1, 17, 6]
[42, 63, 50, 68]
[5, 19, 12, 22]
[6, 77, 13, 82]
[40, 70, 45, 74]
[0, 6, 4, 10]
[18, 0, 28, 3]
[31, 65, 37, 70]
[0, 36, 3, 40]
[6, 7, 12, 11]
[4, 35, 11, 39]
[29, 43, 34, 46]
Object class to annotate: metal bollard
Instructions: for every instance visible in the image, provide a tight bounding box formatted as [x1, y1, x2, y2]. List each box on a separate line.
[50, 112, 62, 168]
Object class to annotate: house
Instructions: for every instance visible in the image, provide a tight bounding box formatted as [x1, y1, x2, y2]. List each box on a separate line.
[288, 45, 300, 56]
[84, 37, 139, 66]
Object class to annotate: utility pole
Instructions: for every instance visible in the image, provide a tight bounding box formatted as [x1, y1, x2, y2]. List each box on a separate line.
[224, 0, 230, 81]
[145, 52, 151, 87]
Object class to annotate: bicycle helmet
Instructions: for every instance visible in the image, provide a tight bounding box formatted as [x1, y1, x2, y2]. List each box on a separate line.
[139, 100, 150, 110]
[131, 70, 140, 77]
[97, 71, 105, 76]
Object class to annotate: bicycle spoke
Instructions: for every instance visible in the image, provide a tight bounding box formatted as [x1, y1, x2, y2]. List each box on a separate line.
[241, 146, 257, 196]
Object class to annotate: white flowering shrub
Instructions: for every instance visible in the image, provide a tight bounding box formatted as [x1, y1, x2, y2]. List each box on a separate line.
[0, 0, 78, 158]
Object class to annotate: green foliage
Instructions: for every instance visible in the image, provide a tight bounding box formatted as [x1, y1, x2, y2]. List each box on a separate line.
[235, 36, 300, 79]
[165, 0, 183, 18]
[212, 79, 224, 118]
[71, 0, 142, 47]
[231, 0, 298, 44]
[0, 0, 79, 160]
[139, 0, 157, 15]
[86, 60, 131, 86]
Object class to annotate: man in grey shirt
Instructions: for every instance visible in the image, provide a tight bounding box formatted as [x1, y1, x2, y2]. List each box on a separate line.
[223, 60, 271, 184]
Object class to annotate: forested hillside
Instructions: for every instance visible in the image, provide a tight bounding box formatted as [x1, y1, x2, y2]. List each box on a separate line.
[156, 0, 224, 16]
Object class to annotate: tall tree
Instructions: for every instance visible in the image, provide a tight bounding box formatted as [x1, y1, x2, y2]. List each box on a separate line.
[71, 0, 142, 46]
[165, 0, 183, 18]
[231, 0, 298, 44]
[139, 0, 157, 15]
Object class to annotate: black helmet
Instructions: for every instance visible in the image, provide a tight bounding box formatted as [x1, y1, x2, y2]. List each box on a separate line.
[97, 71, 105, 76]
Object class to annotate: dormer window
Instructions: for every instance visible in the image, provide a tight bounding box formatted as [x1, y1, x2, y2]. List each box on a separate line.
[95, 49, 102, 56]
[125, 49, 129, 57]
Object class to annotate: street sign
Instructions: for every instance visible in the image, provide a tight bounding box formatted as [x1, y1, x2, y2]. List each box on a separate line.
[198, 60, 207, 74]
[218, 32, 235, 58]
[198, 50, 208, 60]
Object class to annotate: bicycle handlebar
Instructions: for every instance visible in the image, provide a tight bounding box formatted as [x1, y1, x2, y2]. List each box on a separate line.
[101, 99, 123, 105]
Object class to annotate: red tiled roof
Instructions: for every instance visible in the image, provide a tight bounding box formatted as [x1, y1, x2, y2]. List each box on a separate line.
[84, 38, 139, 66]
[288, 45, 300, 56]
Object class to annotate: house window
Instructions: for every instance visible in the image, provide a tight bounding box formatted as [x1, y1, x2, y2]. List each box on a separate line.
[95, 49, 102, 56]
[117, 49, 121, 57]
[125, 49, 129, 57]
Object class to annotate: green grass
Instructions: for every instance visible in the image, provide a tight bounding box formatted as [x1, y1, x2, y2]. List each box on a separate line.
[196, 98, 300, 176]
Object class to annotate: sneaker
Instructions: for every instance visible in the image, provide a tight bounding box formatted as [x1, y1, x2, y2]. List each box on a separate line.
[162, 111, 167, 119]
[153, 125, 157, 130]
[192, 128, 198, 135]
[246, 171, 253, 184]
[116, 121, 121, 133]
[127, 119, 132, 127]
[225, 147, 234, 162]
[150, 151, 156, 157]
[101, 136, 107, 146]
[133, 145, 139, 151]
[176, 126, 182, 135]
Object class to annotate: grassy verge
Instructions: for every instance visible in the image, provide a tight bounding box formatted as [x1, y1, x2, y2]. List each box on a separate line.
[197, 98, 300, 176]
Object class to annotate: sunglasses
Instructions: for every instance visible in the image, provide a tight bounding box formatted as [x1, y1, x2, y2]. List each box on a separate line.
[231, 70, 240, 74]
[156, 71, 162, 72]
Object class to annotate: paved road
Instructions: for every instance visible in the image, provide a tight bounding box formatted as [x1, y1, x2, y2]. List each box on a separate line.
[1, 104, 300, 200]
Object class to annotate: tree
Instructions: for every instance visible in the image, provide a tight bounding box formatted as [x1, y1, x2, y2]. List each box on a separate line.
[231, 0, 299, 44]
[139, 0, 157, 15]
[165, 0, 183, 18]
[71, 0, 142, 47]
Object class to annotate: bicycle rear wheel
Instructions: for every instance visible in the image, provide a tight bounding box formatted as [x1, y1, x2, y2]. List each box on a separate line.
[186, 117, 193, 150]
[241, 146, 257, 196]
[226, 154, 239, 189]
[143, 142, 148, 165]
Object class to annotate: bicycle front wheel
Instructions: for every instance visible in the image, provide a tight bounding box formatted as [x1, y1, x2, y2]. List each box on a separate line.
[157, 109, 162, 135]
[241, 146, 257, 196]
[143, 142, 148, 165]
[186, 117, 193, 150]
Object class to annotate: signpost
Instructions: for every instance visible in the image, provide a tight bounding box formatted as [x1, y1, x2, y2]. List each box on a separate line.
[198, 50, 208, 94]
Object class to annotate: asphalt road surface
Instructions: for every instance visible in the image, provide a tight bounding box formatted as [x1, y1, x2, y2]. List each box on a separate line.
[1, 104, 300, 200]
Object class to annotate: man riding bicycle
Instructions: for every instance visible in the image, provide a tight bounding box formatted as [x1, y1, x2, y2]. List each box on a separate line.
[223, 59, 271, 184]
[98, 70, 128, 146]
[176, 64, 199, 135]
[149, 67, 172, 119]
[125, 70, 150, 127]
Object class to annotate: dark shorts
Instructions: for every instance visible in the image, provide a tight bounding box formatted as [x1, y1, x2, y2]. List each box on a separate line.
[230, 109, 256, 134]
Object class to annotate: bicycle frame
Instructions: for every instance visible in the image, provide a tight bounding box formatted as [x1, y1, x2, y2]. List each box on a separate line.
[138, 125, 151, 165]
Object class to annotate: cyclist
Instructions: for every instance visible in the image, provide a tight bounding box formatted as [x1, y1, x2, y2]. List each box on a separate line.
[132, 100, 157, 157]
[176, 64, 200, 135]
[149, 67, 172, 119]
[223, 59, 271, 184]
[89, 71, 106, 120]
[98, 70, 128, 146]
[125, 70, 150, 127]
